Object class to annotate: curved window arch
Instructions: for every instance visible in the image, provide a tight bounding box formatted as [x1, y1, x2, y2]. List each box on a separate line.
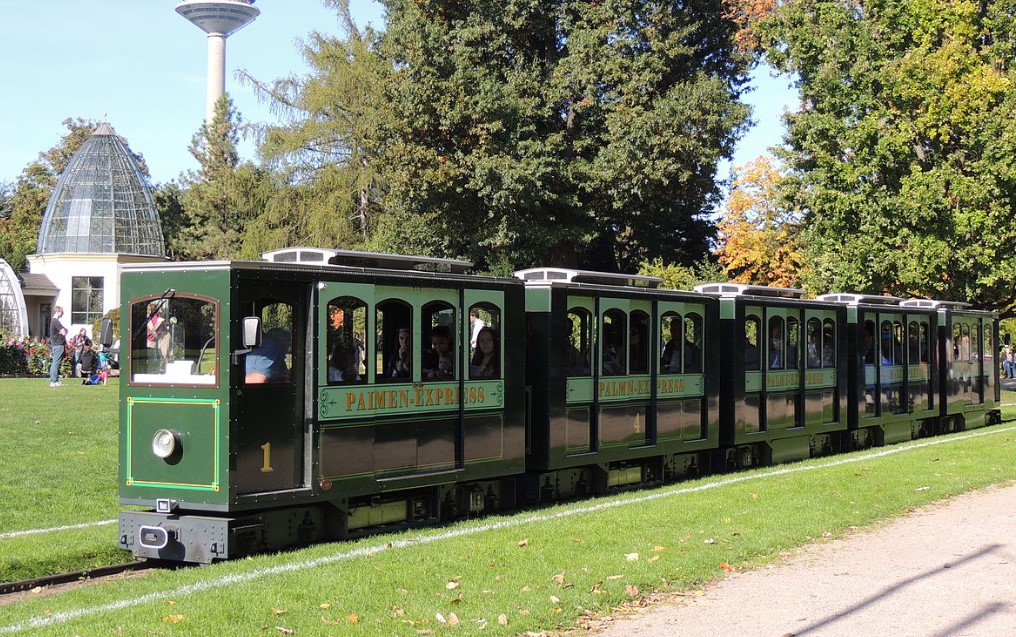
[422, 301, 456, 381]
[629, 310, 649, 374]
[326, 296, 367, 385]
[806, 318, 822, 369]
[744, 315, 761, 370]
[601, 309, 626, 376]
[376, 299, 413, 382]
[822, 319, 836, 368]
[684, 313, 703, 373]
[469, 302, 501, 379]
[768, 316, 785, 370]
[660, 311, 683, 374]
[567, 307, 593, 377]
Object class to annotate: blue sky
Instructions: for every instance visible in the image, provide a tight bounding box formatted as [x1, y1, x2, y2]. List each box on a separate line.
[0, 0, 795, 188]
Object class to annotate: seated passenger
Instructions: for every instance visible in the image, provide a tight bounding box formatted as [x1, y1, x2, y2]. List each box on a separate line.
[245, 327, 291, 384]
[388, 327, 411, 378]
[424, 325, 453, 379]
[568, 344, 590, 375]
[469, 326, 499, 379]
[328, 341, 360, 383]
[660, 322, 680, 373]
[683, 338, 702, 373]
[602, 333, 624, 375]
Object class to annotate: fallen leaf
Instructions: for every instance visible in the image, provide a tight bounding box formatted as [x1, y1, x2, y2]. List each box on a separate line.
[704, 538, 716, 545]
[446, 580, 460, 590]
[448, 612, 459, 626]
[652, 545, 665, 552]
[625, 552, 639, 561]
[436, 613, 446, 623]
[649, 555, 660, 562]
[272, 608, 286, 616]
[522, 585, 532, 592]
[517, 539, 530, 547]
[549, 595, 560, 604]
[164, 600, 176, 605]
[498, 613, 508, 625]
[275, 627, 294, 635]
[552, 572, 566, 583]
[163, 615, 184, 624]
[590, 581, 603, 593]
[625, 585, 639, 597]
[720, 562, 736, 573]
[319, 603, 331, 610]
[916, 486, 931, 492]
[347, 613, 359, 624]
[572, 537, 583, 543]
[519, 609, 531, 616]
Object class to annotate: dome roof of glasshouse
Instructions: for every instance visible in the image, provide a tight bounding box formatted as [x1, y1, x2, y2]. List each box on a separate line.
[36, 122, 165, 257]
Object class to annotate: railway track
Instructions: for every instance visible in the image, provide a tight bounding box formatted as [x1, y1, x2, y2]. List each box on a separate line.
[0, 561, 155, 598]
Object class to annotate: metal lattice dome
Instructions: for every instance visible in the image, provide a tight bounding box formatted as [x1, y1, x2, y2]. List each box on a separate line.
[36, 123, 165, 257]
[0, 258, 29, 336]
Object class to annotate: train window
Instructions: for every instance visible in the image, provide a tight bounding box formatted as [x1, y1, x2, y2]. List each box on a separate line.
[326, 297, 367, 385]
[822, 319, 835, 368]
[684, 314, 702, 373]
[955, 324, 969, 361]
[983, 325, 992, 364]
[629, 311, 649, 374]
[879, 321, 895, 365]
[744, 316, 761, 370]
[567, 308, 592, 376]
[601, 309, 626, 375]
[245, 301, 294, 384]
[377, 300, 412, 381]
[806, 318, 821, 368]
[423, 302, 456, 380]
[129, 295, 218, 385]
[768, 316, 785, 370]
[660, 312, 683, 373]
[970, 324, 980, 362]
[918, 322, 930, 363]
[864, 321, 876, 364]
[786, 317, 799, 369]
[907, 322, 920, 364]
[469, 303, 500, 379]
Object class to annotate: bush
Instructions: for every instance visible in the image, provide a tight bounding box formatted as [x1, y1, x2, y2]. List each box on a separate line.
[0, 332, 71, 376]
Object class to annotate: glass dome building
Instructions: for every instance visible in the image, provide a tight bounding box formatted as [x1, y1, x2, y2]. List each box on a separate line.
[0, 259, 29, 336]
[36, 122, 165, 257]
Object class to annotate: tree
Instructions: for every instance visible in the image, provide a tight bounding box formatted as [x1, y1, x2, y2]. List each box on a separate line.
[715, 156, 803, 288]
[241, 0, 385, 249]
[172, 96, 263, 260]
[371, 0, 752, 271]
[756, 0, 1016, 315]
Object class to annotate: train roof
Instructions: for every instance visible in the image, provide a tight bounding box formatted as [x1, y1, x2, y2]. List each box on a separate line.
[514, 267, 664, 288]
[900, 298, 972, 310]
[694, 283, 806, 299]
[263, 247, 474, 274]
[816, 293, 905, 306]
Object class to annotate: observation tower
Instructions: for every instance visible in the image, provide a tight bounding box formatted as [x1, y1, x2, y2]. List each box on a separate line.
[175, 0, 260, 127]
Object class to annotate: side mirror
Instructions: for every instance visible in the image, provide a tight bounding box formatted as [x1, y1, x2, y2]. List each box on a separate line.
[242, 317, 262, 348]
[99, 317, 115, 347]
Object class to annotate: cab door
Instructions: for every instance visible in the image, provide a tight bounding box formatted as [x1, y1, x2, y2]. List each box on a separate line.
[235, 278, 307, 495]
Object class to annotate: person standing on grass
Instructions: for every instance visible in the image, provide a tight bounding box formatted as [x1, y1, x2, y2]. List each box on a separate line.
[48, 306, 68, 387]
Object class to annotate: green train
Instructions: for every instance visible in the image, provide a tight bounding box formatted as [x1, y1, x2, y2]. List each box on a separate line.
[107, 248, 1000, 563]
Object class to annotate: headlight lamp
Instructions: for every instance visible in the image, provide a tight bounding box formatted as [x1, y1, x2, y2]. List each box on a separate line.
[152, 429, 179, 459]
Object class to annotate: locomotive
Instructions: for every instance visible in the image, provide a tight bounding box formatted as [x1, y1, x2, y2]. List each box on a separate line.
[107, 248, 1000, 563]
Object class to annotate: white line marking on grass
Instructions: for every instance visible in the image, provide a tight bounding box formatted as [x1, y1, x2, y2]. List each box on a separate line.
[3, 424, 1014, 635]
[0, 520, 115, 540]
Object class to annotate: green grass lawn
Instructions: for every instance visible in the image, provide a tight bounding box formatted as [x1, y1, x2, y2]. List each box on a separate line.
[1, 379, 1014, 636]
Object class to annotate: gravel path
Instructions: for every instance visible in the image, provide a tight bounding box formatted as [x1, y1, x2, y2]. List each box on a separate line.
[592, 482, 1016, 637]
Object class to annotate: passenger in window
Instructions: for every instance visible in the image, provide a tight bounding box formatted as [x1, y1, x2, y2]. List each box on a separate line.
[469, 309, 485, 353]
[684, 333, 702, 373]
[807, 332, 821, 368]
[744, 336, 760, 369]
[469, 326, 499, 379]
[424, 325, 454, 379]
[328, 340, 360, 382]
[769, 325, 784, 369]
[629, 327, 647, 373]
[568, 339, 590, 375]
[602, 326, 624, 375]
[660, 322, 681, 373]
[388, 327, 411, 378]
[864, 325, 875, 364]
[245, 327, 291, 384]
